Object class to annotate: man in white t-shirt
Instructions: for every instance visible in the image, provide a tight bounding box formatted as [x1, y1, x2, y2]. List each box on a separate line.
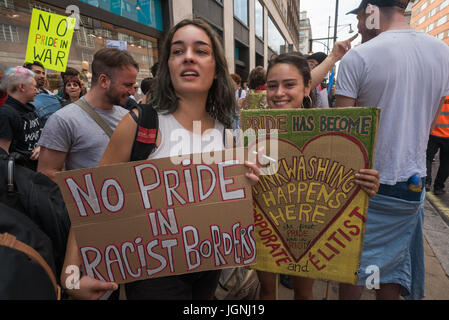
[335, 0, 449, 300]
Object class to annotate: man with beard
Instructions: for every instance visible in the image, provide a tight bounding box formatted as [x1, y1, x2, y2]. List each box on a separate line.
[37, 48, 137, 183]
[335, 0, 449, 300]
[24, 61, 63, 127]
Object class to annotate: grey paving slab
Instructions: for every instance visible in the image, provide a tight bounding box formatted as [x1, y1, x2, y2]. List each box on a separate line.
[423, 199, 449, 277]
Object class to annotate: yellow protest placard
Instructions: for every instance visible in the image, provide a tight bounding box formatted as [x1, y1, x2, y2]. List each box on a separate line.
[25, 9, 76, 72]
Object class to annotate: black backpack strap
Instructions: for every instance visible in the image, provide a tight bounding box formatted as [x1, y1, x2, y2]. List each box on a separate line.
[0, 232, 61, 299]
[130, 104, 159, 161]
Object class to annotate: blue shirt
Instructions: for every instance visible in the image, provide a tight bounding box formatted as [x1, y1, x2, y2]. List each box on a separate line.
[31, 89, 63, 126]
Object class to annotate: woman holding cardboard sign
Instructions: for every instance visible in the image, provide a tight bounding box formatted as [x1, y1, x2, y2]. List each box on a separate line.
[257, 51, 380, 300]
[61, 18, 261, 300]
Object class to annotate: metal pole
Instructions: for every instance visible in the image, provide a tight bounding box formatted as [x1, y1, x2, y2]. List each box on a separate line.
[327, 16, 330, 55]
[333, 0, 339, 45]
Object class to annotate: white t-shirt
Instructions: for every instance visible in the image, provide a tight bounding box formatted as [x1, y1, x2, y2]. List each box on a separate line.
[149, 113, 226, 160]
[336, 30, 449, 185]
[235, 88, 247, 102]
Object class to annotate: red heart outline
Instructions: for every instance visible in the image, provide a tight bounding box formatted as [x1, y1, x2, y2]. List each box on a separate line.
[252, 132, 370, 263]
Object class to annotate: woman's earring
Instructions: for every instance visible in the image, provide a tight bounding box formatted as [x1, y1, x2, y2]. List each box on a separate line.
[301, 95, 313, 108]
[306, 95, 313, 107]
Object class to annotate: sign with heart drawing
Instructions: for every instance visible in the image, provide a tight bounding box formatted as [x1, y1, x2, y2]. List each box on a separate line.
[241, 108, 380, 284]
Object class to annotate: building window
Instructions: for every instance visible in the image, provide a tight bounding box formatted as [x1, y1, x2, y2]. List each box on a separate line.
[29, 1, 55, 13]
[421, 1, 427, 11]
[0, 23, 19, 42]
[426, 23, 434, 32]
[80, 15, 93, 28]
[0, 0, 14, 9]
[441, 0, 449, 10]
[142, 54, 149, 64]
[75, 26, 95, 48]
[81, 51, 93, 64]
[139, 39, 152, 48]
[437, 15, 448, 27]
[418, 15, 426, 25]
[94, 28, 112, 39]
[234, 0, 248, 26]
[268, 16, 285, 54]
[429, 7, 437, 18]
[437, 32, 445, 40]
[255, 0, 263, 39]
[118, 32, 135, 44]
[79, 0, 164, 31]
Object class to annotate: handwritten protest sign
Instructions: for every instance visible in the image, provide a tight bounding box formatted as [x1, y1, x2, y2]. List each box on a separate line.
[241, 108, 379, 284]
[55, 149, 256, 284]
[25, 9, 76, 72]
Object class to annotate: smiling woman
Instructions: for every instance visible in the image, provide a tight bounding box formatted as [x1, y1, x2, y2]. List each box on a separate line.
[266, 54, 312, 110]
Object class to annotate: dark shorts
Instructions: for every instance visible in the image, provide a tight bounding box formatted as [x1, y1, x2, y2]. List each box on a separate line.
[378, 178, 425, 201]
[124, 270, 221, 300]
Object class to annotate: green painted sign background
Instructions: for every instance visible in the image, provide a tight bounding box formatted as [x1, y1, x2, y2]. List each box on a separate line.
[241, 107, 380, 284]
[241, 107, 379, 168]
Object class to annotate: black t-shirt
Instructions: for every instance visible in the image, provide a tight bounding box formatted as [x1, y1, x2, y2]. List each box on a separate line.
[0, 96, 42, 170]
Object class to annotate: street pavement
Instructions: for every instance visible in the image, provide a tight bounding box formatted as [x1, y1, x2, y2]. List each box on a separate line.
[277, 158, 449, 300]
[426, 155, 449, 226]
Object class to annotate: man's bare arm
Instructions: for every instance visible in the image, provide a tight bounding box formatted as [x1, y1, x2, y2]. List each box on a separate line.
[335, 95, 357, 108]
[310, 35, 358, 90]
[37, 147, 67, 182]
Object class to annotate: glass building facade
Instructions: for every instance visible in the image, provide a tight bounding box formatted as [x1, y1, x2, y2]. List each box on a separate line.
[268, 15, 285, 55]
[234, 0, 248, 26]
[0, 0, 163, 98]
[79, 0, 164, 31]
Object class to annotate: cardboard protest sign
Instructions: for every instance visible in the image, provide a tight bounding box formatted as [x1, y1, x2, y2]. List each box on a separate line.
[25, 9, 76, 72]
[241, 108, 380, 284]
[55, 149, 256, 284]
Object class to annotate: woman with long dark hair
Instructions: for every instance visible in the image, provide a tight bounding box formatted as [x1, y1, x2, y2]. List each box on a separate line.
[61, 18, 261, 300]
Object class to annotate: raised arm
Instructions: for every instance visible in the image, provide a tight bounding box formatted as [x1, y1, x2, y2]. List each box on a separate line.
[310, 34, 358, 90]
